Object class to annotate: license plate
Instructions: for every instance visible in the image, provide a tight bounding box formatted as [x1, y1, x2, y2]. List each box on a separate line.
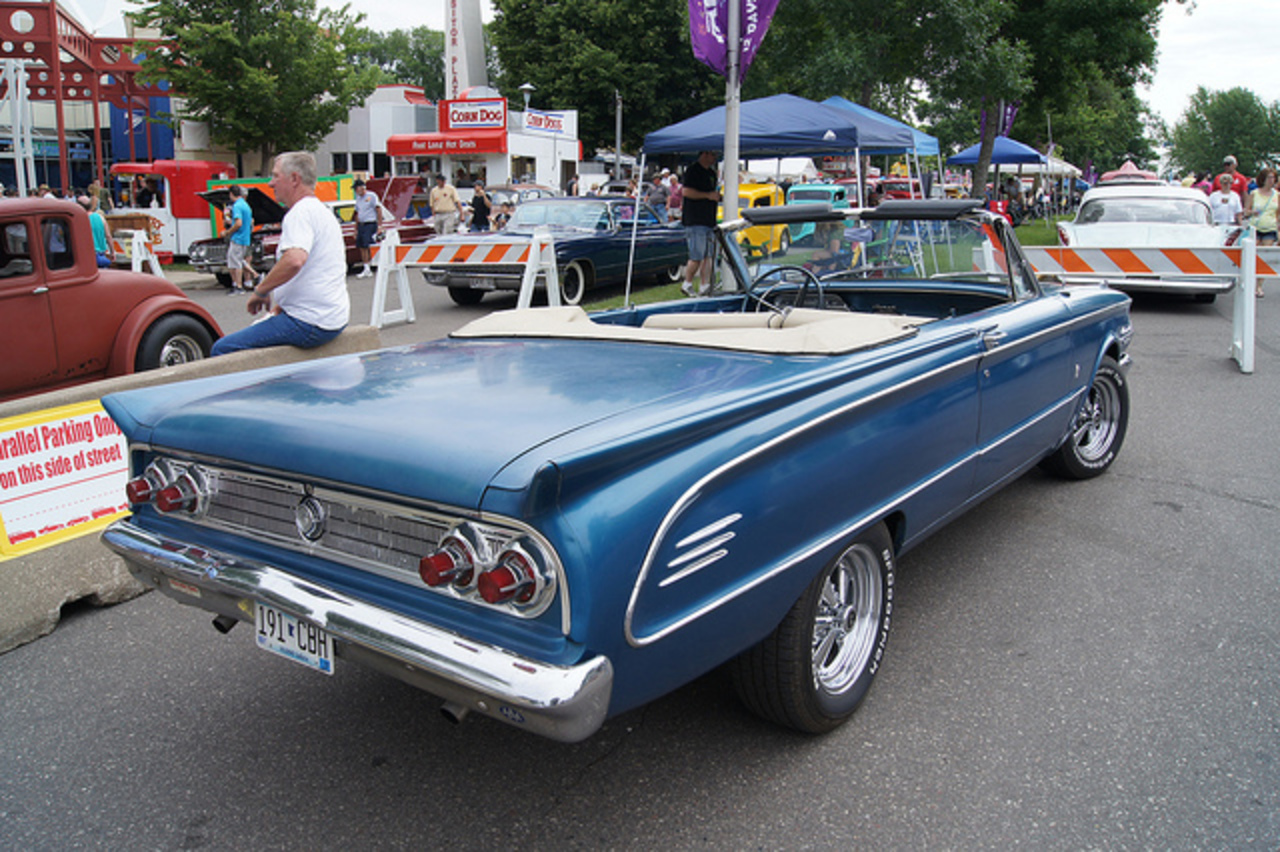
[254, 601, 334, 675]
[473, 277, 497, 290]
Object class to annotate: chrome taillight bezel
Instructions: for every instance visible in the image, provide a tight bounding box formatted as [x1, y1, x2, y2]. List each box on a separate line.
[127, 459, 212, 517]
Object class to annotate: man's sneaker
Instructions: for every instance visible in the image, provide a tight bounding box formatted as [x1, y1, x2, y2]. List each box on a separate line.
[357, 266, 372, 279]
[680, 281, 694, 297]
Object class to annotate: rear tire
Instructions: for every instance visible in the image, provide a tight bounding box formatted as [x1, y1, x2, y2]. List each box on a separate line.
[731, 523, 894, 734]
[135, 314, 213, 371]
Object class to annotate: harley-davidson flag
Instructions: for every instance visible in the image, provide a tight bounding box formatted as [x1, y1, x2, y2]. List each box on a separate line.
[688, 0, 780, 79]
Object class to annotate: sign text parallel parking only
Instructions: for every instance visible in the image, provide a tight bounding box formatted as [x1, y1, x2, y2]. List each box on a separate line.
[0, 401, 130, 559]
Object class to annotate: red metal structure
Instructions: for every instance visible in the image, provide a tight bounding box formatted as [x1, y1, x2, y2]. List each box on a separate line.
[0, 1, 162, 193]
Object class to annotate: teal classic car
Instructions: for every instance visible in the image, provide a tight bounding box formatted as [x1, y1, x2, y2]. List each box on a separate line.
[101, 200, 1132, 742]
[786, 182, 853, 244]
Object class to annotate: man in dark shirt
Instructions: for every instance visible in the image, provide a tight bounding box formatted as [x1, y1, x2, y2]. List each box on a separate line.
[680, 150, 721, 296]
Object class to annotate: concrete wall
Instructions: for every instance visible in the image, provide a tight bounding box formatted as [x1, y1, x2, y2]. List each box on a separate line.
[0, 326, 382, 655]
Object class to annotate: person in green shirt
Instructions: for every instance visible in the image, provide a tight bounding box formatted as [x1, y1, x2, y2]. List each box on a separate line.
[78, 195, 114, 268]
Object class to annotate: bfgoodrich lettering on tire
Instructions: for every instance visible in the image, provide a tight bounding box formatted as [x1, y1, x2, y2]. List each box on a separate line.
[1041, 355, 1129, 480]
[731, 522, 894, 734]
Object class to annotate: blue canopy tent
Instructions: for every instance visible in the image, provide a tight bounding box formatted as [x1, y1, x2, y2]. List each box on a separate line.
[946, 135, 1046, 165]
[823, 96, 940, 199]
[948, 136, 1048, 221]
[642, 93, 912, 157]
[625, 95, 914, 303]
[822, 96, 938, 157]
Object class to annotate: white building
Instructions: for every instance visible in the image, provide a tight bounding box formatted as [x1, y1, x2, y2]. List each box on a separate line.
[387, 93, 580, 191]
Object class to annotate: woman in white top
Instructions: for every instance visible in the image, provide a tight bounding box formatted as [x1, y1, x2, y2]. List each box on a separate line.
[1208, 173, 1243, 226]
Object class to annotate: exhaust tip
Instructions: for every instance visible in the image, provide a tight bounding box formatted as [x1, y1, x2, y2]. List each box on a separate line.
[440, 701, 470, 725]
[211, 614, 238, 634]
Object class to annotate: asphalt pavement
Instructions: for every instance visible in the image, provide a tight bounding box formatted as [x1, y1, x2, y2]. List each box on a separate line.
[0, 275, 1276, 850]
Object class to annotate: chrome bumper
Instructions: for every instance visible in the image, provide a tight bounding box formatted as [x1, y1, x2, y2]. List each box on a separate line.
[102, 520, 612, 742]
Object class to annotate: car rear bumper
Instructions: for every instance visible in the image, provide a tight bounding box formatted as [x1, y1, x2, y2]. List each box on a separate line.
[101, 520, 613, 742]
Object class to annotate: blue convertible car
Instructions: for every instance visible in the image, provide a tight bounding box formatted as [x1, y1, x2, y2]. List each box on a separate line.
[421, 196, 688, 306]
[101, 200, 1132, 742]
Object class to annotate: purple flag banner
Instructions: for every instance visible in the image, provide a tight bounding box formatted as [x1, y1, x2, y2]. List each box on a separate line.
[689, 0, 781, 79]
[1001, 101, 1020, 136]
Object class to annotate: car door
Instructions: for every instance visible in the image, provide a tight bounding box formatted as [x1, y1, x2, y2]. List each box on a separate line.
[972, 229, 1078, 495]
[0, 219, 58, 396]
[620, 202, 683, 277]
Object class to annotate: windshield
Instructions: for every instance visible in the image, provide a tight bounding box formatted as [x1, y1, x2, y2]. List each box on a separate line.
[788, 189, 835, 203]
[722, 205, 1025, 300]
[509, 200, 610, 231]
[1077, 197, 1213, 226]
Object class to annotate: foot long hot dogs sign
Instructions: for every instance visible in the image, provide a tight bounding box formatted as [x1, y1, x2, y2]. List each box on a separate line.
[0, 401, 129, 559]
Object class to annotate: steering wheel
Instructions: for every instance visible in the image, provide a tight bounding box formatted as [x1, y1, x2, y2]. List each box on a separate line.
[745, 264, 825, 314]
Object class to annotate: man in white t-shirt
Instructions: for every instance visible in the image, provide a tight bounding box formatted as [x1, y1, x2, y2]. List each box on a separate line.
[212, 151, 350, 355]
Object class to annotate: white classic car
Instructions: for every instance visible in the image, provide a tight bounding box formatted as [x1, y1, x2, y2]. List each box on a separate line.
[1057, 181, 1242, 301]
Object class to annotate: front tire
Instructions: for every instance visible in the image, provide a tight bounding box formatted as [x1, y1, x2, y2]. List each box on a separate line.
[135, 314, 213, 371]
[1041, 355, 1129, 479]
[731, 523, 894, 734]
[560, 260, 590, 305]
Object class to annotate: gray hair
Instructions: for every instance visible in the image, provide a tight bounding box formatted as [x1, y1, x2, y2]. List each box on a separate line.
[274, 151, 318, 188]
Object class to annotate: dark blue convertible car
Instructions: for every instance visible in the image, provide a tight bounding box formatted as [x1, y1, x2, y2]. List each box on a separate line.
[421, 196, 688, 305]
[101, 200, 1132, 742]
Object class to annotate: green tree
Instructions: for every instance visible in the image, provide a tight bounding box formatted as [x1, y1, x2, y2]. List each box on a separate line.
[132, 0, 380, 169]
[488, 0, 723, 153]
[745, 0, 928, 108]
[1167, 87, 1280, 178]
[350, 26, 446, 100]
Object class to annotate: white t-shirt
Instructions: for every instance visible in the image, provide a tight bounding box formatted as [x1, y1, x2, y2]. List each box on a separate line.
[1208, 190, 1242, 225]
[275, 195, 349, 330]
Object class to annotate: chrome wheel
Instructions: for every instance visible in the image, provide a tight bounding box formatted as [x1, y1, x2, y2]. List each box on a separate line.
[158, 334, 205, 367]
[812, 543, 884, 696]
[1071, 372, 1123, 464]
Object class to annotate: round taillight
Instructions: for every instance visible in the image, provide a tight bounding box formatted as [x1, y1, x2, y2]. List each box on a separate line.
[419, 529, 483, 589]
[153, 471, 204, 514]
[125, 476, 156, 505]
[155, 483, 193, 513]
[420, 549, 471, 587]
[478, 551, 536, 605]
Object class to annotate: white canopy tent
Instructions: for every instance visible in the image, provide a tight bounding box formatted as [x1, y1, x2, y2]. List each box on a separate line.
[1014, 155, 1082, 177]
[741, 157, 822, 183]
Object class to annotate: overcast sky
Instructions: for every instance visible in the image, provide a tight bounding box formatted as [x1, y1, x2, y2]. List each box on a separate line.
[63, 0, 1276, 131]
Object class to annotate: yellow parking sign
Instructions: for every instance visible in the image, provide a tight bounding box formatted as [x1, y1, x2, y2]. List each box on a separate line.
[0, 401, 130, 560]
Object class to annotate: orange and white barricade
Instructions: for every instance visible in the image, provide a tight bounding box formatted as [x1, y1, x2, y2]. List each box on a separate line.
[1024, 241, 1280, 374]
[109, 229, 167, 279]
[368, 229, 559, 328]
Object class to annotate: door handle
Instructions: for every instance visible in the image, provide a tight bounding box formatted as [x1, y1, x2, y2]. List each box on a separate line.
[982, 331, 1007, 351]
[32, 286, 49, 294]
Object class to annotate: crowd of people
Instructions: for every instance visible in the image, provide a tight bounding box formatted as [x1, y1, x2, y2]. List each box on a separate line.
[1193, 155, 1278, 250]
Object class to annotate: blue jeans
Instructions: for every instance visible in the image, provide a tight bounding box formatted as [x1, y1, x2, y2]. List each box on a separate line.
[211, 311, 344, 356]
